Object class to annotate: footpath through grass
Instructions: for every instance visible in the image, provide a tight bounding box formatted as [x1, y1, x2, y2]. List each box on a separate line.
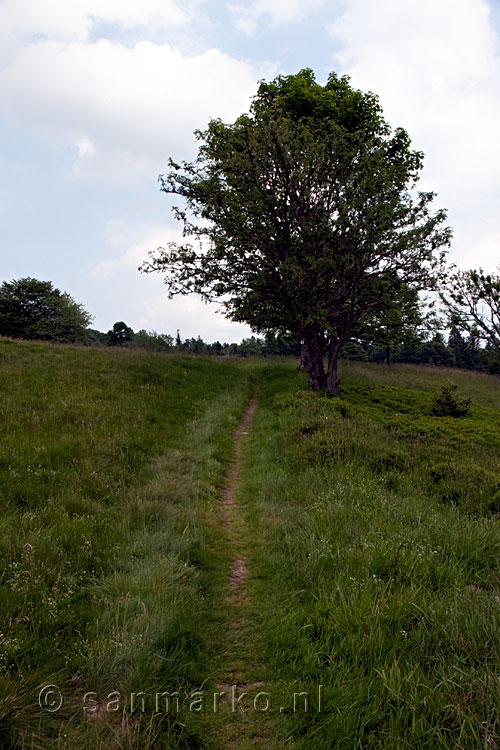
[232, 361, 500, 748]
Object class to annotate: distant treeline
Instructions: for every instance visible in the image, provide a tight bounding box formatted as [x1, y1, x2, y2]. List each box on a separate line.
[90, 324, 500, 375]
[88, 327, 301, 358]
[1, 277, 499, 375]
[341, 329, 500, 375]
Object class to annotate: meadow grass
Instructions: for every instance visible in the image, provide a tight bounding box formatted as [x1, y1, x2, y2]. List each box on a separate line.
[0, 339, 254, 748]
[233, 360, 500, 748]
[2, 342, 500, 749]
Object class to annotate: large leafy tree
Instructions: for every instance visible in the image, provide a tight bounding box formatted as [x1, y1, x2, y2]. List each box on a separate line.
[141, 69, 451, 393]
[0, 277, 92, 343]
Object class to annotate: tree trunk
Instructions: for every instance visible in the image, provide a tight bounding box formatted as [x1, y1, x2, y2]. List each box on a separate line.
[385, 344, 391, 366]
[300, 330, 327, 390]
[326, 338, 341, 395]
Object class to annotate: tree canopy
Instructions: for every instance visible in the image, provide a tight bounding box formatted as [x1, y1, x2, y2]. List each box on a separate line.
[141, 69, 451, 393]
[0, 277, 92, 343]
[107, 321, 134, 346]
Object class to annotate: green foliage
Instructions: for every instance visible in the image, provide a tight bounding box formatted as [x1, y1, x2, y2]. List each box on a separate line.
[431, 382, 472, 417]
[130, 329, 174, 352]
[428, 461, 500, 512]
[0, 277, 92, 343]
[341, 327, 500, 374]
[107, 320, 134, 346]
[85, 327, 109, 346]
[356, 284, 438, 365]
[142, 68, 451, 393]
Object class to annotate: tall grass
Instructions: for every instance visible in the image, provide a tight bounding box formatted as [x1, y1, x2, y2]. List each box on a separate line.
[0, 339, 253, 748]
[3, 342, 500, 748]
[236, 361, 500, 748]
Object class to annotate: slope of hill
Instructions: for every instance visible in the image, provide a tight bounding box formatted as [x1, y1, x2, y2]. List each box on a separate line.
[1, 339, 499, 748]
[231, 361, 500, 748]
[0, 339, 254, 748]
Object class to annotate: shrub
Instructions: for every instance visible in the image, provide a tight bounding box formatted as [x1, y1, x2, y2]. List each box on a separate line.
[431, 382, 471, 417]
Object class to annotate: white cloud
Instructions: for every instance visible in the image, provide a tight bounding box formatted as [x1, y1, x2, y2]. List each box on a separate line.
[229, 0, 324, 35]
[0, 0, 272, 340]
[136, 292, 252, 342]
[90, 222, 177, 281]
[76, 135, 95, 159]
[0, 39, 274, 182]
[328, 0, 500, 270]
[89, 221, 252, 340]
[0, 0, 199, 57]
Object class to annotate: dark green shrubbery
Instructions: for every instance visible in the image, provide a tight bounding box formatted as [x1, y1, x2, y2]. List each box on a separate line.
[431, 382, 472, 417]
[0, 277, 91, 343]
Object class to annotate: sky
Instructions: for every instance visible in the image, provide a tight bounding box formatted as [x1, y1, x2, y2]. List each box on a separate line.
[1, 0, 500, 342]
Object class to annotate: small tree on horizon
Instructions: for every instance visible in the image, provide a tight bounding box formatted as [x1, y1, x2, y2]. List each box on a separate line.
[108, 321, 134, 346]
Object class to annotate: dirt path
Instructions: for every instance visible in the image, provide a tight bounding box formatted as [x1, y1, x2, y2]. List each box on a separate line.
[203, 393, 294, 749]
[210, 394, 277, 746]
[218, 397, 258, 610]
[220, 396, 258, 532]
[219, 395, 257, 608]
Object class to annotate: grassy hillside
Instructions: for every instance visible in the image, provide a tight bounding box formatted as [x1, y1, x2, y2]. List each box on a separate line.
[0, 339, 254, 748]
[235, 361, 500, 748]
[1, 340, 500, 748]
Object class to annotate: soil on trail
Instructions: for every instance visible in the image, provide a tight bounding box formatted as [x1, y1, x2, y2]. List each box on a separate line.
[221, 396, 258, 533]
[212, 394, 278, 747]
[219, 393, 258, 600]
[228, 556, 247, 590]
[208, 394, 293, 749]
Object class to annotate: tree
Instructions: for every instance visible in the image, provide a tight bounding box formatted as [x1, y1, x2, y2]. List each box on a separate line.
[141, 69, 451, 394]
[107, 321, 134, 346]
[131, 330, 174, 352]
[86, 328, 109, 346]
[0, 277, 92, 343]
[213, 340, 223, 355]
[431, 382, 471, 418]
[239, 336, 264, 356]
[447, 325, 483, 371]
[184, 335, 206, 354]
[419, 332, 455, 367]
[262, 331, 300, 357]
[441, 268, 500, 355]
[355, 283, 437, 365]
